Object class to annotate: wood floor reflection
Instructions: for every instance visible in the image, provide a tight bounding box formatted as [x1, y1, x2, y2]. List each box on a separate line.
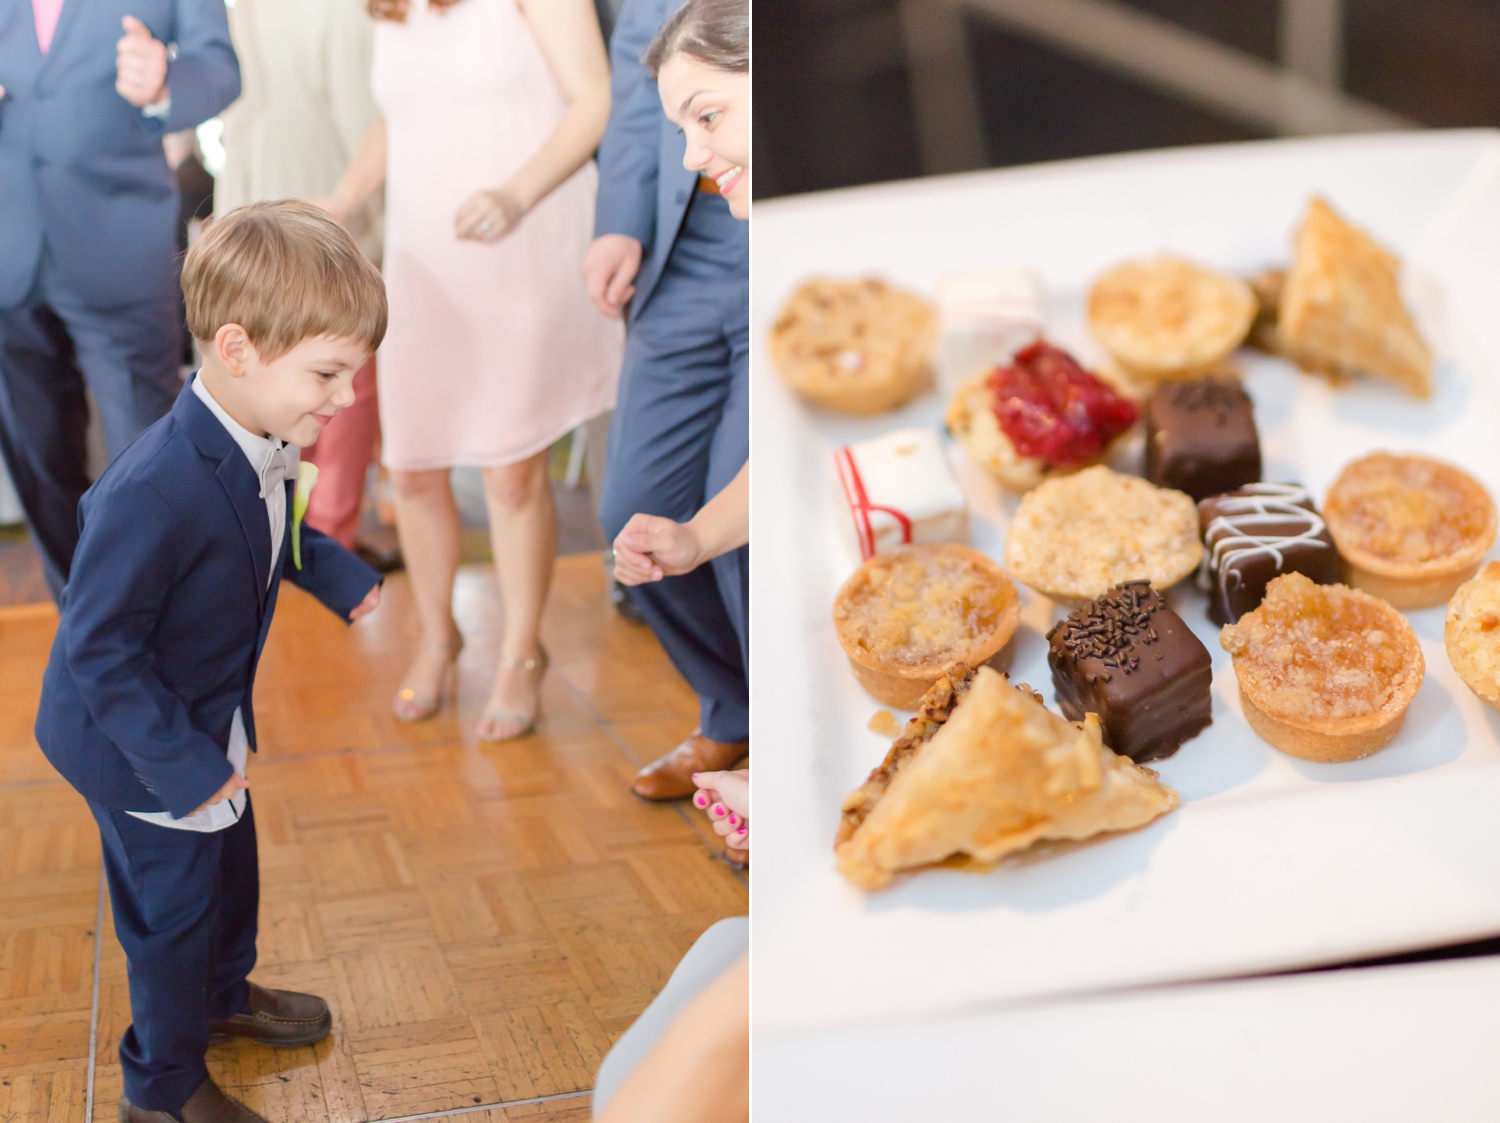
[0, 555, 746, 1123]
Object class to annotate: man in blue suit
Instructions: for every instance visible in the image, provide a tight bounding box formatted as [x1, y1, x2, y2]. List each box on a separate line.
[36, 203, 383, 1123]
[583, 0, 749, 801]
[0, 0, 240, 598]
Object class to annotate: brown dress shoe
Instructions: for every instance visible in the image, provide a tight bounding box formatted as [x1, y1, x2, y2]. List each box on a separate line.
[632, 729, 748, 800]
[120, 1078, 268, 1123]
[207, 982, 331, 1048]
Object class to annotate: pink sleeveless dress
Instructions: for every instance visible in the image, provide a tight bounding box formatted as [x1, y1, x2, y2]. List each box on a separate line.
[371, 0, 622, 470]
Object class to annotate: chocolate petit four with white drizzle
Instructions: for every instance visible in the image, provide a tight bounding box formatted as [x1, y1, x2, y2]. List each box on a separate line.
[1197, 483, 1343, 626]
[1046, 581, 1213, 763]
[1144, 376, 1261, 502]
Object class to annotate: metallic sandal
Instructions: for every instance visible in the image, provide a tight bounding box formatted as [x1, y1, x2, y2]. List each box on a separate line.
[477, 646, 549, 742]
[393, 636, 463, 722]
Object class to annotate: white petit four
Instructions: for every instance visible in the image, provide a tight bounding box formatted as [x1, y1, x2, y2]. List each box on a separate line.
[834, 428, 969, 561]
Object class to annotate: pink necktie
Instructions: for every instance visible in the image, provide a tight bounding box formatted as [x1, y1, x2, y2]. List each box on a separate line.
[32, 0, 65, 54]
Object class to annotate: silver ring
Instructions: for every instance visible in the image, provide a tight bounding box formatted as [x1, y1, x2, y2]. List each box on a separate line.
[479, 220, 492, 233]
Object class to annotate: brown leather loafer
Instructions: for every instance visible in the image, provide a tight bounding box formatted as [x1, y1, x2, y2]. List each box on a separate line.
[632, 729, 748, 800]
[121, 1078, 268, 1123]
[207, 982, 331, 1048]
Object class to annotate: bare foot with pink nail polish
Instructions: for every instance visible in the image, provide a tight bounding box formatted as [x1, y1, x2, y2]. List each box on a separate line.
[691, 768, 749, 860]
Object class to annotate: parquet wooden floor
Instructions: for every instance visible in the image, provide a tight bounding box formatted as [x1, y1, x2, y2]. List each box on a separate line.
[0, 555, 746, 1123]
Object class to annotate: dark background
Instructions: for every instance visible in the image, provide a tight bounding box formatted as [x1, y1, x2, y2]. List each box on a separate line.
[753, 0, 1500, 198]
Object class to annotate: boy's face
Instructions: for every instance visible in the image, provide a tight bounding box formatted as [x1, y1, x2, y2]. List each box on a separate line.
[217, 330, 369, 447]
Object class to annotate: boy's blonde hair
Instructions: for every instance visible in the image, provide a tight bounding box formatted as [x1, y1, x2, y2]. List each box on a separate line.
[183, 200, 387, 361]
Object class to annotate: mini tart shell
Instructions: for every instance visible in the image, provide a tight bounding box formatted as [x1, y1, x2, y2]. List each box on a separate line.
[1323, 453, 1497, 610]
[832, 545, 1021, 710]
[945, 369, 1132, 493]
[1444, 561, 1500, 711]
[769, 277, 937, 416]
[1223, 579, 1424, 763]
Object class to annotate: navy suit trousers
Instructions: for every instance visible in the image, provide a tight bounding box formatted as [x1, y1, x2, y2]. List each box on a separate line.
[600, 193, 749, 743]
[0, 256, 180, 597]
[90, 796, 258, 1112]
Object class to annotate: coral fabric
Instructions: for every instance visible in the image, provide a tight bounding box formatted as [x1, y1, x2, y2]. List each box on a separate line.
[302, 356, 380, 549]
[371, 0, 622, 470]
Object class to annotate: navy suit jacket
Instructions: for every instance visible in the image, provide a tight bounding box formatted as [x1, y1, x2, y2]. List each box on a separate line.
[0, 0, 240, 308]
[592, 0, 698, 323]
[35, 380, 380, 818]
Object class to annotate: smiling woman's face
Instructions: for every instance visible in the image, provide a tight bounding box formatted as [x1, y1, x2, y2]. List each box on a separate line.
[658, 54, 749, 219]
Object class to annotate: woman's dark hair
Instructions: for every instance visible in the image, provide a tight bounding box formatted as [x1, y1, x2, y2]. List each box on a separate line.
[642, 0, 748, 76]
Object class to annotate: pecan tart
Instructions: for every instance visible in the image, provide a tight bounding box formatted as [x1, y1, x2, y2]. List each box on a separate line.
[1323, 452, 1497, 609]
[1220, 572, 1425, 763]
[832, 543, 1020, 709]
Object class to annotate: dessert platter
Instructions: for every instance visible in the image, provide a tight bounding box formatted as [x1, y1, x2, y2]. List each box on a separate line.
[751, 130, 1500, 1035]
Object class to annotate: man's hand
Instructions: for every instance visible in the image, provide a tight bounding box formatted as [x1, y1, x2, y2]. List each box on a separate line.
[192, 773, 249, 816]
[581, 234, 643, 319]
[116, 16, 169, 109]
[613, 513, 704, 585]
[349, 583, 382, 621]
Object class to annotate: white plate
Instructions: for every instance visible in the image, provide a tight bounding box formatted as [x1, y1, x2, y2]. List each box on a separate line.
[751, 130, 1500, 1035]
[756, 955, 1500, 1122]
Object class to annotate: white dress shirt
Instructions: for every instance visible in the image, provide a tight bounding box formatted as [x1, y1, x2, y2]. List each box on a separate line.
[127, 374, 291, 832]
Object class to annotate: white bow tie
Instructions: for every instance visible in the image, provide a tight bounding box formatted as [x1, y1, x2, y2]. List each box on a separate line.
[258, 442, 298, 499]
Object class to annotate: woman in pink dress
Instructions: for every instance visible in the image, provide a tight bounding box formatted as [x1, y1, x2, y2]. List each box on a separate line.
[322, 0, 621, 739]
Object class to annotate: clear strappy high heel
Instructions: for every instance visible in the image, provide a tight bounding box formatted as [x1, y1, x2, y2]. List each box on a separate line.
[476, 646, 549, 742]
[393, 635, 464, 722]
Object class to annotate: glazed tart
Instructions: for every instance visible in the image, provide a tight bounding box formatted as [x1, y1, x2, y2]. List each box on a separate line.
[1220, 572, 1425, 763]
[832, 543, 1020, 709]
[1198, 483, 1343, 626]
[1444, 562, 1500, 711]
[1003, 465, 1202, 608]
[769, 277, 936, 416]
[1088, 256, 1256, 381]
[1322, 452, 1497, 609]
[835, 665, 1179, 891]
[946, 340, 1139, 493]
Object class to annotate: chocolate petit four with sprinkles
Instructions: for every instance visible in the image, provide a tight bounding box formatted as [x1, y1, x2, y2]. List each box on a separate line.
[1047, 582, 1213, 763]
[1198, 483, 1343, 626]
[1144, 376, 1261, 502]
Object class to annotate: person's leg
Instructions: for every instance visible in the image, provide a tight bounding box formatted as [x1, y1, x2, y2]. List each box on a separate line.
[302, 356, 380, 549]
[46, 288, 181, 461]
[477, 450, 557, 739]
[390, 467, 464, 718]
[0, 297, 90, 596]
[207, 797, 259, 1022]
[599, 294, 747, 749]
[90, 801, 224, 1113]
[706, 293, 750, 670]
[591, 916, 749, 1118]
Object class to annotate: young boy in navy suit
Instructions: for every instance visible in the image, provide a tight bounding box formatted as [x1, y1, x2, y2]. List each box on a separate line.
[35, 202, 387, 1123]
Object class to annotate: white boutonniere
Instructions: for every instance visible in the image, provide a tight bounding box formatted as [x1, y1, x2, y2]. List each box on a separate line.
[292, 462, 319, 570]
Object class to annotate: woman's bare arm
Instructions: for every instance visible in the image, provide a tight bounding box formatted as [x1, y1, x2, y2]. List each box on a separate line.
[454, 0, 612, 240]
[319, 114, 387, 223]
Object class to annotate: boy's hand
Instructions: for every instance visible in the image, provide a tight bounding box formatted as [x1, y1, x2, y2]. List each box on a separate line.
[349, 583, 382, 621]
[193, 773, 249, 816]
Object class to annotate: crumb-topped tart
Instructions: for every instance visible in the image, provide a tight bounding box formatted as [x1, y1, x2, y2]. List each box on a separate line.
[1088, 256, 1256, 381]
[832, 544, 1020, 709]
[1220, 572, 1424, 762]
[946, 340, 1139, 493]
[835, 665, 1179, 891]
[1323, 452, 1497, 609]
[769, 277, 936, 416]
[1003, 465, 1202, 607]
[1445, 561, 1500, 712]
